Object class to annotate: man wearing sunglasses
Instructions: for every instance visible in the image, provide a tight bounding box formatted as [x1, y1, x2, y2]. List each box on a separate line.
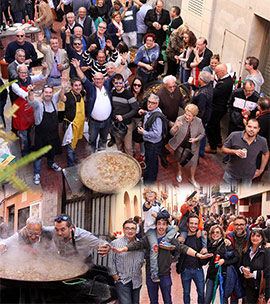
[109, 219, 144, 304]
[0, 216, 52, 255]
[5, 30, 37, 66]
[65, 27, 88, 78]
[112, 73, 138, 156]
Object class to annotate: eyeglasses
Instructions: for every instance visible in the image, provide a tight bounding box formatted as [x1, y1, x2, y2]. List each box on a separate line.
[17, 35, 24, 38]
[94, 78, 103, 81]
[98, 26, 107, 29]
[18, 71, 27, 74]
[244, 62, 250, 65]
[54, 215, 69, 222]
[211, 231, 221, 234]
[133, 83, 142, 87]
[147, 101, 158, 105]
[234, 223, 245, 227]
[26, 228, 42, 236]
[114, 81, 123, 85]
[124, 227, 136, 231]
[74, 42, 82, 46]
[54, 55, 58, 63]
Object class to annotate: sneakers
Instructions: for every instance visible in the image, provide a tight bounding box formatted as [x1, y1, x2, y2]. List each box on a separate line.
[176, 174, 182, 183]
[188, 178, 200, 189]
[50, 163, 62, 172]
[151, 273, 160, 283]
[159, 241, 176, 251]
[33, 174, 40, 185]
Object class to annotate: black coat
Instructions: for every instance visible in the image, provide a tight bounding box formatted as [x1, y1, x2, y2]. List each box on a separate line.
[212, 75, 233, 112]
[76, 15, 94, 37]
[206, 238, 239, 281]
[241, 245, 266, 291]
[186, 47, 213, 70]
[87, 32, 112, 60]
[144, 8, 170, 46]
[257, 112, 270, 149]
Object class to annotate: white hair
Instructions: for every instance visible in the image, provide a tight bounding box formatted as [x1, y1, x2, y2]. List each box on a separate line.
[16, 29, 25, 35]
[106, 61, 115, 68]
[17, 63, 28, 72]
[26, 216, 43, 226]
[163, 75, 176, 84]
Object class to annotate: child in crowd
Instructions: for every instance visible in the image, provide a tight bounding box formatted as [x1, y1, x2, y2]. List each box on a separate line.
[178, 191, 207, 248]
[143, 188, 178, 282]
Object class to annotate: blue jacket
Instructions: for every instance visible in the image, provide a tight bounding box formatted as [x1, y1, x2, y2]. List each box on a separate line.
[82, 76, 112, 119]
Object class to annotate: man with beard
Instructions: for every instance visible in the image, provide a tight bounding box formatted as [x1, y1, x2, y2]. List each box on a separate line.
[49, 214, 110, 261]
[222, 118, 269, 187]
[177, 214, 207, 304]
[112, 216, 212, 304]
[27, 81, 67, 185]
[226, 215, 250, 304]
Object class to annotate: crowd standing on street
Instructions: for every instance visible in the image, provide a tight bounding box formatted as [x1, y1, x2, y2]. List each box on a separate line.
[0, 0, 269, 187]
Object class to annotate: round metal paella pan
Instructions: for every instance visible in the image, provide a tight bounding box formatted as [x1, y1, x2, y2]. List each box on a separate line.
[0, 252, 89, 287]
[79, 151, 142, 193]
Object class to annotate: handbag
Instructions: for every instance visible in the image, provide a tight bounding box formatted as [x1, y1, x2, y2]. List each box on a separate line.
[257, 271, 266, 304]
[109, 120, 128, 139]
[132, 127, 143, 143]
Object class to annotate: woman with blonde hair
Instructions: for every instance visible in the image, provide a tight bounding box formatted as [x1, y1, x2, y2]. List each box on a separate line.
[169, 104, 205, 187]
[165, 24, 189, 76]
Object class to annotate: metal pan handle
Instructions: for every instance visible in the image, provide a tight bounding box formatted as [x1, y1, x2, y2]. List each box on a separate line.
[62, 277, 87, 285]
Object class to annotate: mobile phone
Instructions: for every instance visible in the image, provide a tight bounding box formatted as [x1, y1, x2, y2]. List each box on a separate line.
[126, 1, 129, 7]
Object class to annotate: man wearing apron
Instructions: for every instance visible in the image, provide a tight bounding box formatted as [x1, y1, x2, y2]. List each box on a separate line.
[27, 81, 67, 185]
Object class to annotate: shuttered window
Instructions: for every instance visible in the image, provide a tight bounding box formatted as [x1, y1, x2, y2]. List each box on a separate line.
[188, 0, 204, 17]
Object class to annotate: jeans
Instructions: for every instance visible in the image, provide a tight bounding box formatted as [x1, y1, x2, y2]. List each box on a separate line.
[204, 279, 215, 304]
[47, 77, 62, 87]
[13, 11, 25, 23]
[223, 171, 252, 188]
[181, 268, 204, 304]
[43, 26, 51, 43]
[34, 157, 54, 175]
[143, 140, 162, 184]
[199, 135, 206, 157]
[137, 33, 145, 47]
[88, 117, 111, 154]
[115, 281, 141, 304]
[17, 129, 31, 156]
[180, 67, 191, 83]
[146, 274, 172, 304]
[146, 226, 178, 275]
[66, 143, 76, 167]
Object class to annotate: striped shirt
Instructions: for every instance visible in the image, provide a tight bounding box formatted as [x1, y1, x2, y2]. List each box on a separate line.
[82, 49, 118, 80]
[109, 236, 144, 289]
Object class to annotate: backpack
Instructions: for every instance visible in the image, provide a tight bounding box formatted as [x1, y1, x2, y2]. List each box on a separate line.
[132, 111, 169, 143]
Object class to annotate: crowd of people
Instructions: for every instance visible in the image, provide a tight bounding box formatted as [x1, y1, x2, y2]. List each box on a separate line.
[0, 187, 269, 303]
[0, 0, 269, 187]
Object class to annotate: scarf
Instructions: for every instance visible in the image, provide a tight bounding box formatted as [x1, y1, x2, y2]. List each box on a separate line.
[112, 19, 123, 35]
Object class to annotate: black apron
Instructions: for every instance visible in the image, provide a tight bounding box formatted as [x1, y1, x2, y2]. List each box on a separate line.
[34, 101, 62, 158]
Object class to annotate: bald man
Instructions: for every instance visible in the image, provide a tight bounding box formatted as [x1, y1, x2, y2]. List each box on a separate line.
[205, 64, 233, 153]
[76, 7, 96, 37]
